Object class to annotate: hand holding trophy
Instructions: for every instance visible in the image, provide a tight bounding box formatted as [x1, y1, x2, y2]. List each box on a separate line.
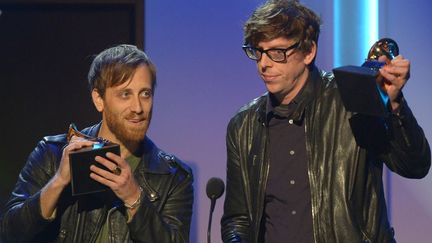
[333, 38, 400, 117]
[67, 123, 121, 196]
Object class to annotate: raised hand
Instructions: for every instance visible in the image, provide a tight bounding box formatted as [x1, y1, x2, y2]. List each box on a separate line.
[89, 152, 141, 207]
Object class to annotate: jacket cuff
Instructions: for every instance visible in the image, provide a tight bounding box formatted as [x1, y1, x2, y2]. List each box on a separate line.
[388, 96, 419, 149]
[31, 191, 56, 223]
[127, 195, 154, 230]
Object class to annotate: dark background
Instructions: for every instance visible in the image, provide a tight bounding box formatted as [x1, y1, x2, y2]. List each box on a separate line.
[0, 0, 144, 208]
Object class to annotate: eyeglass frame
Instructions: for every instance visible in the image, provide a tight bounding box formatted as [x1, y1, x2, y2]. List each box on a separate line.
[242, 42, 300, 63]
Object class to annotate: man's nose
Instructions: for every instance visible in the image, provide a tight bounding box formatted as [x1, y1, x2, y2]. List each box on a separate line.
[258, 52, 273, 69]
[130, 96, 143, 113]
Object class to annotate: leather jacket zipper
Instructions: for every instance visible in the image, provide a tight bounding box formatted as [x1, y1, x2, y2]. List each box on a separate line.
[304, 111, 318, 243]
[107, 207, 117, 243]
[255, 122, 270, 243]
[88, 206, 109, 243]
[72, 212, 82, 242]
[141, 175, 159, 202]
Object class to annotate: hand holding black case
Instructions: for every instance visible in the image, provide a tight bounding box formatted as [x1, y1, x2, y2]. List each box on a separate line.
[69, 143, 120, 196]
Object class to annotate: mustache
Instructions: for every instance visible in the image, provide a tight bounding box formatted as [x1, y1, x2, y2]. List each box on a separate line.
[124, 107, 153, 120]
[124, 112, 150, 120]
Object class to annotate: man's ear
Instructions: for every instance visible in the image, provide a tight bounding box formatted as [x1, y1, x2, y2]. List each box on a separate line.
[91, 89, 104, 112]
[304, 41, 317, 65]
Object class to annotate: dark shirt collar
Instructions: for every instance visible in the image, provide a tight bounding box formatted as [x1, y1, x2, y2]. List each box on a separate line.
[265, 66, 321, 124]
[266, 91, 300, 120]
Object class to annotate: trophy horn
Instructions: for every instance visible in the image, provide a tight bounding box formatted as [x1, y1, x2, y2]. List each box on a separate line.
[367, 38, 399, 61]
[67, 123, 93, 142]
[66, 123, 110, 146]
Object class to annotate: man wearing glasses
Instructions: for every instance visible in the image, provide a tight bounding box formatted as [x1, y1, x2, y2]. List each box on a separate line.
[221, 0, 430, 242]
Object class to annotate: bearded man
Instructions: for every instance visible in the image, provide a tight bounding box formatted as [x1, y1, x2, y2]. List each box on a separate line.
[0, 44, 193, 243]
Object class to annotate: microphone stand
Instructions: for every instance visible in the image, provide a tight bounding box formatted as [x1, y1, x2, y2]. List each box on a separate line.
[207, 197, 216, 243]
[206, 177, 225, 243]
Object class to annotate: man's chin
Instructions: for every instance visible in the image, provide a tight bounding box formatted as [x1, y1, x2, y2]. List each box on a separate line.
[264, 83, 280, 93]
[113, 126, 147, 145]
[126, 129, 146, 141]
[266, 87, 283, 97]
[118, 133, 145, 147]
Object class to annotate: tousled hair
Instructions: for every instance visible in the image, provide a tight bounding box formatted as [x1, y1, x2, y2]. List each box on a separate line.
[88, 44, 156, 97]
[244, 0, 321, 55]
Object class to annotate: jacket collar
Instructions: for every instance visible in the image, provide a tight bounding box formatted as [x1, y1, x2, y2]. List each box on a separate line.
[81, 122, 172, 174]
[258, 66, 322, 125]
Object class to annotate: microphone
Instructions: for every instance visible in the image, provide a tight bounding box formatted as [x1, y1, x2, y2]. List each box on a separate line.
[206, 177, 225, 243]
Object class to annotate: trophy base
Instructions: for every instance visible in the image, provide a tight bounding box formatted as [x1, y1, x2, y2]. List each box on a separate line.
[333, 65, 389, 117]
[69, 143, 120, 196]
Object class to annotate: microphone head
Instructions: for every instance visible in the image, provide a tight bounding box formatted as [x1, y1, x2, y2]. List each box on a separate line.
[206, 177, 225, 200]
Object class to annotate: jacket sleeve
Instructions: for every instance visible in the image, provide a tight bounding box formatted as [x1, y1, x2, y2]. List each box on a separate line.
[0, 140, 59, 243]
[383, 97, 431, 178]
[221, 117, 252, 243]
[127, 163, 194, 243]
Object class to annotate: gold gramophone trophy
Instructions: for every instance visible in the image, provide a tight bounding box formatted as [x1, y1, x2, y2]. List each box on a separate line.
[333, 38, 399, 117]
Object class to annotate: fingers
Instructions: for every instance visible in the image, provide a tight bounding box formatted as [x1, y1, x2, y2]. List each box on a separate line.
[64, 136, 96, 156]
[92, 153, 125, 174]
[89, 154, 131, 187]
[377, 55, 410, 104]
[68, 134, 95, 144]
[96, 155, 116, 172]
[64, 140, 95, 153]
[106, 152, 127, 167]
[89, 154, 139, 203]
[380, 55, 410, 79]
[89, 165, 119, 188]
[55, 137, 96, 187]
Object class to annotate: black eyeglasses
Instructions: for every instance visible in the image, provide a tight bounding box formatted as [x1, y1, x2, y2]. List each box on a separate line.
[242, 42, 299, 62]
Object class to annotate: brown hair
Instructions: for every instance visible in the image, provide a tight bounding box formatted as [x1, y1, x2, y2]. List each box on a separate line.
[88, 44, 156, 97]
[244, 0, 321, 55]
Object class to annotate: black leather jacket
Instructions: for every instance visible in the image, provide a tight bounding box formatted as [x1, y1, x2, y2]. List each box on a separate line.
[0, 123, 194, 243]
[221, 68, 431, 243]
